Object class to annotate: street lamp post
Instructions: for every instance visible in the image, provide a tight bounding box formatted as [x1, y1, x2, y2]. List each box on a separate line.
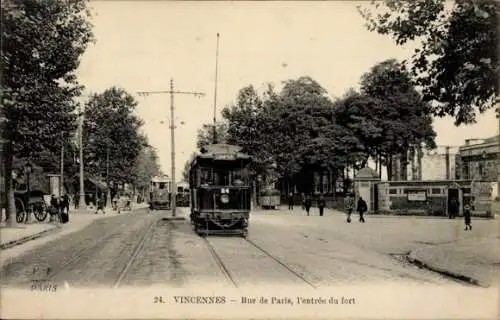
[78, 103, 87, 211]
[24, 162, 32, 223]
[106, 143, 112, 210]
[137, 79, 205, 219]
[60, 134, 64, 197]
[482, 151, 487, 179]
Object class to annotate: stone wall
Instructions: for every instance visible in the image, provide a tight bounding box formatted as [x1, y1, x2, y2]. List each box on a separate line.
[376, 180, 493, 218]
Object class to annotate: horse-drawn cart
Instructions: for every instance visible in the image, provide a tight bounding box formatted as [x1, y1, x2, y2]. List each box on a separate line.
[14, 190, 49, 223]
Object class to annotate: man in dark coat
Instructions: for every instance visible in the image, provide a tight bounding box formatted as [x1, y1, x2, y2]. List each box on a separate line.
[317, 195, 326, 216]
[356, 196, 367, 223]
[49, 195, 60, 223]
[463, 200, 472, 231]
[304, 195, 312, 216]
[288, 192, 294, 210]
[448, 198, 459, 219]
[344, 194, 354, 223]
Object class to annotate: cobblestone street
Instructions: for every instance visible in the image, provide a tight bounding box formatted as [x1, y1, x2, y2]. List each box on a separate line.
[2, 207, 497, 290]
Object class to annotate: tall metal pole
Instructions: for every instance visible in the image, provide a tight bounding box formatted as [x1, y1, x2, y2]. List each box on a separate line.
[137, 83, 205, 219]
[213, 33, 220, 144]
[106, 143, 112, 210]
[78, 103, 86, 210]
[60, 137, 64, 197]
[170, 78, 177, 217]
[445, 146, 450, 180]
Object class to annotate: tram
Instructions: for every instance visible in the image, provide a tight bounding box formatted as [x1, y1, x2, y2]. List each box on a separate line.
[176, 182, 190, 207]
[188, 144, 252, 236]
[149, 175, 172, 210]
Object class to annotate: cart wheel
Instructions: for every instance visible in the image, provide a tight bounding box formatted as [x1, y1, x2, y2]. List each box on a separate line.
[15, 198, 25, 223]
[33, 202, 48, 222]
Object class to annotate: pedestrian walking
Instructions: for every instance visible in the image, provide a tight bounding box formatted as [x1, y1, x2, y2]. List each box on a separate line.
[288, 192, 294, 210]
[49, 194, 61, 223]
[356, 196, 367, 223]
[60, 194, 70, 223]
[463, 200, 472, 231]
[344, 193, 354, 223]
[95, 197, 105, 214]
[304, 195, 312, 216]
[448, 198, 459, 219]
[317, 195, 326, 216]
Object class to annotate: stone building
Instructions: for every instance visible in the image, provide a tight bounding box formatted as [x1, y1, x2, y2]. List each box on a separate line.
[407, 147, 458, 181]
[455, 136, 499, 182]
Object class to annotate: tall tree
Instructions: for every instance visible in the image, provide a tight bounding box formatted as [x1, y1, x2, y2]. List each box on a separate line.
[222, 85, 275, 178]
[196, 121, 229, 149]
[83, 87, 144, 187]
[181, 152, 197, 183]
[358, 59, 437, 180]
[1, 0, 93, 225]
[131, 142, 161, 200]
[358, 0, 499, 124]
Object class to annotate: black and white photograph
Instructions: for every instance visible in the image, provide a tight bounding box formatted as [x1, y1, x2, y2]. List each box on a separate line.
[1, 0, 499, 319]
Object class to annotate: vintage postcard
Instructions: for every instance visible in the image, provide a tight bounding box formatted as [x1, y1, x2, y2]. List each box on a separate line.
[1, 0, 498, 319]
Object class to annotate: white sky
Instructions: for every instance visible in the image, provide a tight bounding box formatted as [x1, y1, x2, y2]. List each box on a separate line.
[76, 1, 498, 179]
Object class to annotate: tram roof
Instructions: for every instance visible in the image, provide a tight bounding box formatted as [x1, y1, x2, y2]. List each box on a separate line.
[191, 144, 251, 164]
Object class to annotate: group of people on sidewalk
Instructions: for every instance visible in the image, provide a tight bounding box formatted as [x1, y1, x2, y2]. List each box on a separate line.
[48, 194, 70, 224]
[287, 192, 368, 222]
[286, 192, 474, 230]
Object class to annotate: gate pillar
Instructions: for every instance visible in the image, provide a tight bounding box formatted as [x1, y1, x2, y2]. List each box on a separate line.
[354, 167, 381, 213]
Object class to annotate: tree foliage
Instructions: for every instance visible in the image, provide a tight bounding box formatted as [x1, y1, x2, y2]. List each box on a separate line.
[131, 143, 161, 192]
[196, 121, 229, 149]
[181, 152, 197, 183]
[217, 70, 436, 188]
[83, 87, 145, 186]
[1, 0, 94, 225]
[358, 0, 499, 124]
[359, 59, 436, 152]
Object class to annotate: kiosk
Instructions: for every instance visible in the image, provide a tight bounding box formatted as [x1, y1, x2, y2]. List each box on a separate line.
[354, 167, 380, 213]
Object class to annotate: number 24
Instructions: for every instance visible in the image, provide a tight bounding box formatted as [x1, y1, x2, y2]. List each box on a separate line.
[154, 296, 165, 303]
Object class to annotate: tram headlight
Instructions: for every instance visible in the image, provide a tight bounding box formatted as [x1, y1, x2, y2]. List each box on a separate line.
[220, 194, 230, 204]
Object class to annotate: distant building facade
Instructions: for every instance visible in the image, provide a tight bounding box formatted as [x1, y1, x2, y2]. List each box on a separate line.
[406, 147, 458, 181]
[455, 136, 499, 182]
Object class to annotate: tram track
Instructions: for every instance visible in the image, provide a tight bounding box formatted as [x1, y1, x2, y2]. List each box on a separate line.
[29, 213, 158, 287]
[43, 221, 132, 284]
[244, 238, 317, 289]
[113, 217, 158, 288]
[202, 237, 239, 288]
[203, 235, 316, 289]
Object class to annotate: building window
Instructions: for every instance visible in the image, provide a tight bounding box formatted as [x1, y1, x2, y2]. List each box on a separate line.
[322, 175, 329, 194]
[431, 188, 441, 195]
[389, 189, 397, 195]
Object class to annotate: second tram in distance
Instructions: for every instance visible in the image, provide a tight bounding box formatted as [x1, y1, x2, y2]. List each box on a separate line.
[188, 144, 252, 237]
[149, 175, 172, 210]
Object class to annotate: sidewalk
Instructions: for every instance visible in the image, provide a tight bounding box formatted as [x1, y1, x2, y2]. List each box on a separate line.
[0, 203, 149, 251]
[408, 202, 499, 288]
[260, 206, 500, 287]
[408, 237, 500, 288]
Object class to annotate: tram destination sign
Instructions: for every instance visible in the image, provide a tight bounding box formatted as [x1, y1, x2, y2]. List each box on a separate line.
[213, 153, 236, 160]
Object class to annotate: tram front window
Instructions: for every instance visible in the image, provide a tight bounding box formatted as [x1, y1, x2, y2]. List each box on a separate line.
[232, 169, 247, 185]
[200, 168, 213, 185]
[214, 169, 230, 186]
